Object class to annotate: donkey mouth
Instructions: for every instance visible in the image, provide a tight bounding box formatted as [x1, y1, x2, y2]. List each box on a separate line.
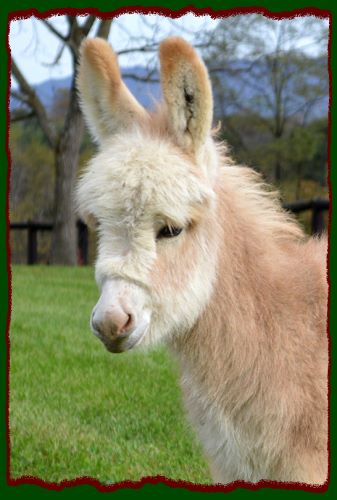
[93, 323, 149, 354]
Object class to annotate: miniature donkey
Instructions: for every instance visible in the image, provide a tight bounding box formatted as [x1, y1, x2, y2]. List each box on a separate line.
[76, 37, 328, 485]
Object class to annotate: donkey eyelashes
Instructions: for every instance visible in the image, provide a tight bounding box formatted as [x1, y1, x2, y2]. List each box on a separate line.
[90, 215, 184, 242]
[156, 225, 183, 240]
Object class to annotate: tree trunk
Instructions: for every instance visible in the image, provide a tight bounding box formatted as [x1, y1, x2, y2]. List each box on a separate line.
[49, 19, 113, 265]
[273, 131, 283, 183]
[50, 77, 84, 265]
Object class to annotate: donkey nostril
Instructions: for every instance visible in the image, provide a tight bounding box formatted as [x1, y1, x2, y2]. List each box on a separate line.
[105, 308, 135, 336]
[123, 313, 134, 332]
[92, 304, 136, 340]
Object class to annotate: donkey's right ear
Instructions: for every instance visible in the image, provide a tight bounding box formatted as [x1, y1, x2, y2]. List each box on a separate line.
[160, 37, 213, 156]
[77, 38, 148, 144]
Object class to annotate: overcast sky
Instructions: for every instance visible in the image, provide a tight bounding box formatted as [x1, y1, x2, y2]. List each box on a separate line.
[9, 14, 215, 84]
[9, 13, 329, 85]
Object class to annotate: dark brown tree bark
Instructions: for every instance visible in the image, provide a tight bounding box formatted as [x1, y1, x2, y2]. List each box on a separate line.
[50, 18, 113, 265]
[51, 74, 84, 264]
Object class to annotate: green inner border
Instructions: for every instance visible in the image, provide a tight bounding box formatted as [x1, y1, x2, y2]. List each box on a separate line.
[2, 1, 334, 498]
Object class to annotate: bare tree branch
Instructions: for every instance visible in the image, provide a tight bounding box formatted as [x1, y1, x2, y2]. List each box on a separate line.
[82, 15, 96, 36]
[95, 19, 113, 39]
[66, 15, 78, 33]
[117, 44, 158, 56]
[10, 89, 30, 105]
[11, 109, 36, 122]
[122, 71, 159, 83]
[11, 58, 57, 148]
[40, 19, 67, 42]
[42, 43, 66, 66]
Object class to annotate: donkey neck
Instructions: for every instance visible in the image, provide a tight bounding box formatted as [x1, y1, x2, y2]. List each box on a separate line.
[171, 164, 306, 402]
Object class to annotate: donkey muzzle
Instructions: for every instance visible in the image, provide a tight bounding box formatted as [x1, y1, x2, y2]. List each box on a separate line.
[90, 279, 151, 353]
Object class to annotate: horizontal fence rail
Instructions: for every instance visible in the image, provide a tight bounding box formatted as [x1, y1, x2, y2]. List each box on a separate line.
[10, 220, 88, 265]
[283, 198, 329, 235]
[10, 198, 329, 265]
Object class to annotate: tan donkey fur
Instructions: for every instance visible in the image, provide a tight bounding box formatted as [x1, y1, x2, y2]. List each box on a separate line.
[76, 37, 328, 485]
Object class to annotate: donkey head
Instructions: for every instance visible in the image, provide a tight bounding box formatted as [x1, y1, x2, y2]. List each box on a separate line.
[76, 37, 219, 353]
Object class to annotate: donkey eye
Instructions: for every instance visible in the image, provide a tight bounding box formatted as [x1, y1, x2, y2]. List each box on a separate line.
[157, 225, 183, 240]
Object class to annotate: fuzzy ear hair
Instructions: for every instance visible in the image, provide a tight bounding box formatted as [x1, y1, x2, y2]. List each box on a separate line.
[77, 38, 148, 144]
[159, 37, 213, 155]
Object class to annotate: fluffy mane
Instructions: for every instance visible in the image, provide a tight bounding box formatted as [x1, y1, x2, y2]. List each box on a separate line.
[127, 103, 306, 244]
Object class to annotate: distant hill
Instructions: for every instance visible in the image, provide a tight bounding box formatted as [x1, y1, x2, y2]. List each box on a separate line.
[10, 67, 161, 113]
[10, 62, 328, 122]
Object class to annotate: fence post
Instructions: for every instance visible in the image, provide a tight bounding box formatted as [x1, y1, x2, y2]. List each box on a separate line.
[27, 223, 37, 265]
[311, 206, 325, 235]
[77, 220, 88, 266]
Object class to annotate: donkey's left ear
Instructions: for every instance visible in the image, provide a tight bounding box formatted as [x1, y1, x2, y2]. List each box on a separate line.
[160, 37, 213, 156]
[77, 38, 148, 144]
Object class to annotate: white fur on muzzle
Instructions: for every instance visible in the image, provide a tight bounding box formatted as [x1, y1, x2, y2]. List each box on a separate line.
[90, 279, 151, 353]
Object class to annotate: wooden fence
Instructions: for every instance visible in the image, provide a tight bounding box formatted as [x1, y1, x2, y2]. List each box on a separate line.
[10, 198, 329, 265]
[10, 220, 88, 265]
[283, 198, 329, 235]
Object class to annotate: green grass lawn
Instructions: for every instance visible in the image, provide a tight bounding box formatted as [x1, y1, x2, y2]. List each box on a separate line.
[9, 266, 211, 484]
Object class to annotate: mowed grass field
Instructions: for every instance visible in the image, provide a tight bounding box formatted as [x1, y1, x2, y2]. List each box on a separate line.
[9, 266, 211, 484]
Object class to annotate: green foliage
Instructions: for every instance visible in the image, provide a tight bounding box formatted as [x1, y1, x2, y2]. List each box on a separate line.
[9, 120, 55, 262]
[220, 115, 328, 202]
[10, 266, 211, 484]
[204, 15, 328, 190]
[10, 120, 54, 221]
